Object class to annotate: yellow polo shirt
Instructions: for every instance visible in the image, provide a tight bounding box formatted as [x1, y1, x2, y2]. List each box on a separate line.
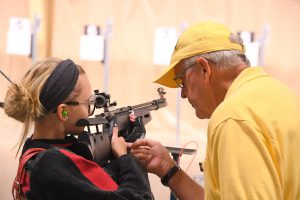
[204, 67, 300, 199]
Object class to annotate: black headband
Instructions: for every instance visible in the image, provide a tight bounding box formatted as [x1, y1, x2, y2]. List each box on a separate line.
[39, 59, 79, 113]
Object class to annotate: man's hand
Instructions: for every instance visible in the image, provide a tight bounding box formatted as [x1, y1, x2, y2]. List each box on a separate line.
[131, 139, 205, 200]
[130, 139, 176, 178]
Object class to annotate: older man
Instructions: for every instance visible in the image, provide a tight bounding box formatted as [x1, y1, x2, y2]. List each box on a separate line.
[131, 21, 300, 200]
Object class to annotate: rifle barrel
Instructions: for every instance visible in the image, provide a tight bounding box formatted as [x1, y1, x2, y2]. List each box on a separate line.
[131, 98, 167, 111]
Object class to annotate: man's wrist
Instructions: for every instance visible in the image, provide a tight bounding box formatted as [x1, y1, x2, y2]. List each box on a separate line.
[161, 164, 181, 186]
[158, 160, 176, 178]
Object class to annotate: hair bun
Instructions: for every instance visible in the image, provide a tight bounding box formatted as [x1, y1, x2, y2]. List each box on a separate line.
[4, 83, 37, 123]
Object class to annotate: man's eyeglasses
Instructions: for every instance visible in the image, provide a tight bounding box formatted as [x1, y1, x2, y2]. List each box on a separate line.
[65, 101, 96, 116]
[173, 61, 197, 88]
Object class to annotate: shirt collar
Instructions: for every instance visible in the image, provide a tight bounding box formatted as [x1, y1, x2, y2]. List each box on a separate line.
[225, 67, 269, 99]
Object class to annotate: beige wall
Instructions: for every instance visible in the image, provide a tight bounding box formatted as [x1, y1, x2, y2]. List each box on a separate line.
[1, 0, 300, 199]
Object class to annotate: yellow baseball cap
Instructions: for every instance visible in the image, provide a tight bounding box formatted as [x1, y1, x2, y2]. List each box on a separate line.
[154, 21, 245, 88]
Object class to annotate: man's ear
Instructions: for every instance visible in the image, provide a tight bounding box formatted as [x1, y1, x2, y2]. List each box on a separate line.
[196, 57, 211, 82]
[56, 104, 68, 121]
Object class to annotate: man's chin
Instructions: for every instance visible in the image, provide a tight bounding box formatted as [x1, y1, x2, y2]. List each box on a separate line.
[195, 110, 209, 119]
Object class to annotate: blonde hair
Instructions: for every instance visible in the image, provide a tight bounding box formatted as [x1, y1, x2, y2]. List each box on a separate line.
[4, 57, 85, 155]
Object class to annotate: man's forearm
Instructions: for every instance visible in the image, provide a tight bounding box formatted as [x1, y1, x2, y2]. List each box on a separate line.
[167, 169, 204, 200]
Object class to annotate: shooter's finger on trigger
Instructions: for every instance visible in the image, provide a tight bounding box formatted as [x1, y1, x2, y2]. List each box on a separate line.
[112, 124, 118, 137]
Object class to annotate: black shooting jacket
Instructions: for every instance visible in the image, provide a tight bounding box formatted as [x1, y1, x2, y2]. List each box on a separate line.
[17, 136, 153, 200]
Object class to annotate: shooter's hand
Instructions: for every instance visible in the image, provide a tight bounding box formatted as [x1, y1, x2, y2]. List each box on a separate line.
[111, 124, 127, 158]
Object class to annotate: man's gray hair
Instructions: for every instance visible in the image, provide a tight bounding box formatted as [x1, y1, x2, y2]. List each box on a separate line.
[183, 33, 250, 68]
